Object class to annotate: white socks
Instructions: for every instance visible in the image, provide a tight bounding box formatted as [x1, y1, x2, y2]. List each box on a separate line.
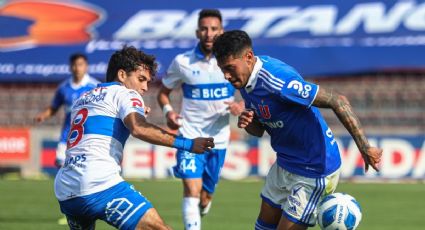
[183, 197, 201, 230]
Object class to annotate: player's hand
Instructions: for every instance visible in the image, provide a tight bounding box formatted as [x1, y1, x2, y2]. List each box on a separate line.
[225, 101, 244, 116]
[34, 113, 46, 123]
[166, 111, 182, 130]
[361, 146, 382, 172]
[238, 110, 255, 128]
[191, 137, 215, 153]
[55, 158, 64, 168]
[144, 106, 151, 117]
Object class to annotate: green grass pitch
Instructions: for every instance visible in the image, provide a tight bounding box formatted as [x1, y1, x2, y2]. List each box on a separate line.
[0, 179, 424, 229]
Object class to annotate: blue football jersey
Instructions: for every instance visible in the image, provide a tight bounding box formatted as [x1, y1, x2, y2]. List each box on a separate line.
[240, 56, 341, 178]
[51, 75, 100, 143]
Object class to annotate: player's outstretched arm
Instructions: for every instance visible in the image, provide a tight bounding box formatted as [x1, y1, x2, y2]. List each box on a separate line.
[238, 110, 265, 137]
[34, 106, 58, 123]
[124, 112, 214, 153]
[312, 87, 382, 172]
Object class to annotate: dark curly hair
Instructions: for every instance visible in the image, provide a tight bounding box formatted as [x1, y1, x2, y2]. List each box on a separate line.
[213, 30, 252, 63]
[106, 46, 158, 82]
[198, 9, 222, 26]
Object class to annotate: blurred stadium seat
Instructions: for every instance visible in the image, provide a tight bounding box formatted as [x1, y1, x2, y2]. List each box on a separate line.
[314, 73, 425, 134]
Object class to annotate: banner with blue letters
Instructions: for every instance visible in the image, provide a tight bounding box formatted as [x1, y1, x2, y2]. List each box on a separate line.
[1, 0, 425, 82]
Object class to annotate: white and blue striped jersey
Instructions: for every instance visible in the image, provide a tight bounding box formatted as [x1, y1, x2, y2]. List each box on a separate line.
[240, 56, 341, 178]
[163, 45, 235, 149]
[54, 82, 146, 201]
[51, 74, 99, 143]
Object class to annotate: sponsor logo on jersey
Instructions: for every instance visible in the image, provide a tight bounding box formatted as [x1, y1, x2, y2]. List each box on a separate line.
[262, 120, 284, 129]
[287, 80, 312, 98]
[64, 154, 87, 168]
[182, 83, 234, 100]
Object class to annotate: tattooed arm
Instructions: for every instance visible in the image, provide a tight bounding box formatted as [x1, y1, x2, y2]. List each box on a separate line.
[312, 87, 382, 172]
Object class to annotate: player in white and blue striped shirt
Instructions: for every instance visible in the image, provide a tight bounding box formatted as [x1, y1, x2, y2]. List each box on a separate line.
[54, 46, 215, 230]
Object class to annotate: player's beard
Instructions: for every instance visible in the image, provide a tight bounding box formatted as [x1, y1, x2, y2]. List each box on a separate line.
[200, 41, 213, 56]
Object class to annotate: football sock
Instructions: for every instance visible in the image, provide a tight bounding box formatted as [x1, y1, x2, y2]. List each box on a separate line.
[183, 197, 201, 230]
[255, 218, 277, 230]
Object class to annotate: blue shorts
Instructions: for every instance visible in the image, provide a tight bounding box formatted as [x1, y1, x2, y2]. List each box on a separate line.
[173, 149, 226, 194]
[58, 181, 153, 230]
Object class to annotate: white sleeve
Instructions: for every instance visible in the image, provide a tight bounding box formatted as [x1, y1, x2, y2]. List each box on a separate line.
[162, 57, 183, 89]
[116, 89, 145, 121]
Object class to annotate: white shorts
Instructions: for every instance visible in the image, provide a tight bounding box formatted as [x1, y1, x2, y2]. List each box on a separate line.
[261, 162, 340, 227]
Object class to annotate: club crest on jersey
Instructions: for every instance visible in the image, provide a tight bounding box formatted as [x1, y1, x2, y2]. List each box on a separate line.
[258, 104, 271, 119]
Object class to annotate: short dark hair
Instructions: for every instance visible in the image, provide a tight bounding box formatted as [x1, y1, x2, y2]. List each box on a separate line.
[106, 46, 158, 82]
[198, 9, 222, 26]
[213, 30, 252, 63]
[69, 53, 88, 64]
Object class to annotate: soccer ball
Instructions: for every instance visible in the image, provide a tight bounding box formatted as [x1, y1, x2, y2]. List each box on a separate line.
[317, 193, 362, 230]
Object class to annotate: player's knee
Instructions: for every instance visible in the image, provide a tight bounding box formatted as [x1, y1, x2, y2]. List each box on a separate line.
[183, 182, 202, 197]
[183, 188, 201, 197]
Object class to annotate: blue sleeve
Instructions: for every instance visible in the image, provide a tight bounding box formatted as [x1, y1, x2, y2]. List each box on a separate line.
[280, 75, 319, 108]
[51, 88, 64, 109]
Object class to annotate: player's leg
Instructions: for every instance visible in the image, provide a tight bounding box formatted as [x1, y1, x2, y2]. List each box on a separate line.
[199, 190, 212, 216]
[173, 150, 206, 230]
[277, 168, 340, 230]
[199, 149, 226, 216]
[182, 178, 203, 229]
[256, 200, 281, 230]
[255, 162, 284, 230]
[134, 208, 171, 230]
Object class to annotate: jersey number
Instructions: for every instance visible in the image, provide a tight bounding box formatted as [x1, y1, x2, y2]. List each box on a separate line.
[180, 159, 197, 173]
[67, 108, 89, 148]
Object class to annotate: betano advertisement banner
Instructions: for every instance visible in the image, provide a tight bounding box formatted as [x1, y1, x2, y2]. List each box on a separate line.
[120, 135, 425, 180]
[1, 0, 425, 82]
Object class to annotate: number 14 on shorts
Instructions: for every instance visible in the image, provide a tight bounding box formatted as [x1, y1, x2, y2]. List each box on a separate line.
[180, 159, 197, 173]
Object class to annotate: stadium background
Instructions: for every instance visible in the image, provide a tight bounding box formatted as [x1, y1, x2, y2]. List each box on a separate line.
[0, 0, 424, 229]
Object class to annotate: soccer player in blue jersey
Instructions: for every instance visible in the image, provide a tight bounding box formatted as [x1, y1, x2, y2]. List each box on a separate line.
[35, 53, 100, 167]
[213, 30, 382, 230]
[157, 9, 244, 230]
[54, 46, 215, 230]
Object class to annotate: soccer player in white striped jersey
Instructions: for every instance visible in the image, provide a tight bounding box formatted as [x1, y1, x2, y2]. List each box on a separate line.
[54, 46, 215, 230]
[157, 9, 244, 230]
[213, 30, 382, 230]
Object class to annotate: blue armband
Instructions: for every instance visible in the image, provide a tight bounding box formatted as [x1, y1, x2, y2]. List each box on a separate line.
[172, 136, 194, 152]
